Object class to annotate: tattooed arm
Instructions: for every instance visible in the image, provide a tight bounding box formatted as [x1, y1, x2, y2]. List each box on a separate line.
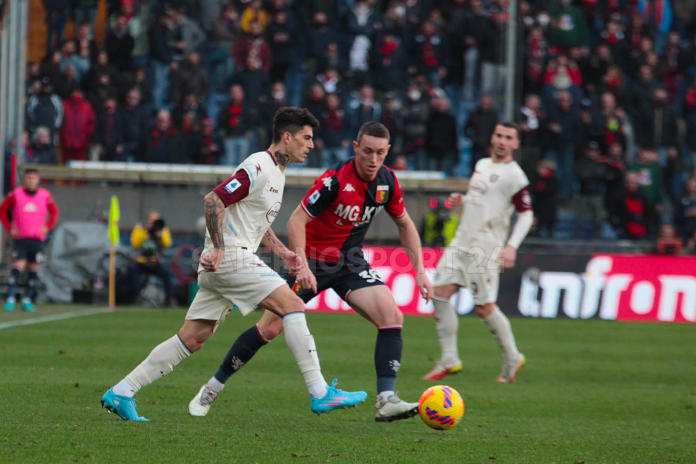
[204, 192, 225, 249]
[262, 228, 303, 275]
[200, 192, 226, 272]
[261, 228, 287, 254]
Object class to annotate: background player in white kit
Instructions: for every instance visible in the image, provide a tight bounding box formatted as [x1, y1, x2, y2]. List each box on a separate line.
[101, 108, 367, 421]
[424, 122, 534, 383]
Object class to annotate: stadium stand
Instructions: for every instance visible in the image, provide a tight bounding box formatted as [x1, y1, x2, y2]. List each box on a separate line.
[8, 0, 696, 243]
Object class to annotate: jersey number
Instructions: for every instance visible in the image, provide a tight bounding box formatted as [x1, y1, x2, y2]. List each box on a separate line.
[359, 269, 383, 283]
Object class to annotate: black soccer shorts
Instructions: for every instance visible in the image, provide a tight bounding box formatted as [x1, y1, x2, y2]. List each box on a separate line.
[12, 238, 44, 263]
[281, 255, 386, 303]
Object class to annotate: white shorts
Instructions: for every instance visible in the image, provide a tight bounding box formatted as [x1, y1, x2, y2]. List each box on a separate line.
[186, 248, 286, 326]
[434, 246, 500, 306]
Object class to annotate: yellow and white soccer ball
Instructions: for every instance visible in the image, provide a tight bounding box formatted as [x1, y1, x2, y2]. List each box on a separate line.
[418, 385, 465, 430]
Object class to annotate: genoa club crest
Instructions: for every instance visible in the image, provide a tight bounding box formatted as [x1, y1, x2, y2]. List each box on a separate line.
[376, 185, 389, 204]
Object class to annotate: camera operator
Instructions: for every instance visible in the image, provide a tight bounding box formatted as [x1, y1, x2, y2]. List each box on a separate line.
[130, 211, 174, 306]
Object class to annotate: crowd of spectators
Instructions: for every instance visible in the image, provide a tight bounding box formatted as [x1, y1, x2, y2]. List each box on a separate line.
[12, 0, 696, 243]
[24, 0, 468, 173]
[512, 0, 696, 244]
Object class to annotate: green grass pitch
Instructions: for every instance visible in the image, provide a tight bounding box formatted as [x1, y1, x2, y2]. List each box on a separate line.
[1, 306, 695, 463]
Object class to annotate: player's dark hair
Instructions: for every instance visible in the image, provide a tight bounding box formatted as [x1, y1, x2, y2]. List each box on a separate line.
[357, 121, 390, 143]
[272, 107, 320, 143]
[495, 121, 520, 140]
[24, 169, 39, 176]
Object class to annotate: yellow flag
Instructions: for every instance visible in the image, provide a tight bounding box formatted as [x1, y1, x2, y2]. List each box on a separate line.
[108, 195, 120, 247]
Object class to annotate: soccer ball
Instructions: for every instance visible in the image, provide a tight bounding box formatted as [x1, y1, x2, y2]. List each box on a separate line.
[418, 385, 465, 430]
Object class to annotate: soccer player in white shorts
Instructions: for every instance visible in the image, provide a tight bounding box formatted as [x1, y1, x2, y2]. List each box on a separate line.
[101, 108, 367, 421]
[424, 122, 534, 383]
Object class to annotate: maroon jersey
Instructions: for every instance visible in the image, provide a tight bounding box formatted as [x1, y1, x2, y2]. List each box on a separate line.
[301, 158, 405, 262]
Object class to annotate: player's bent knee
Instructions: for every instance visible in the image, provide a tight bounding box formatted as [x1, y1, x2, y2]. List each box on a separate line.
[257, 315, 284, 339]
[178, 320, 215, 352]
[277, 296, 305, 317]
[261, 286, 305, 317]
[387, 308, 404, 327]
[434, 284, 458, 300]
[475, 303, 495, 318]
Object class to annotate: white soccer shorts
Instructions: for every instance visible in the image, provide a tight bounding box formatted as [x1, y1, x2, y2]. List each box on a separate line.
[186, 247, 286, 328]
[434, 246, 500, 306]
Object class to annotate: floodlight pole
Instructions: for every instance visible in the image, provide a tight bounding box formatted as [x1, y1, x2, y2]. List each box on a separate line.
[503, 0, 518, 121]
[15, 0, 28, 169]
[0, 0, 10, 194]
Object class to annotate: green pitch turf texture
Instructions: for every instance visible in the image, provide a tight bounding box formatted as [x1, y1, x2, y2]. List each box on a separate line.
[1, 306, 695, 464]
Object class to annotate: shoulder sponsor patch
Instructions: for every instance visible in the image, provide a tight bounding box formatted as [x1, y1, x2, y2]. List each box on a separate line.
[224, 179, 242, 194]
[308, 190, 321, 205]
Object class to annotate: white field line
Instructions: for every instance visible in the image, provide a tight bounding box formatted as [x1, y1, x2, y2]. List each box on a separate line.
[0, 307, 115, 330]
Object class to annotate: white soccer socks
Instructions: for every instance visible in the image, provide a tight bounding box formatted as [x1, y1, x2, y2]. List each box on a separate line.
[483, 306, 521, 363]
[116, 334, 192, 397]
[282, 312, 328, 399]
[433, 296, 460, 365]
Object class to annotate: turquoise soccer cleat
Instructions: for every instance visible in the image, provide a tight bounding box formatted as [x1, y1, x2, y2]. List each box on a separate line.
[21, 299, 34, 312]
[101, 388, 149, 421]
[4, 300, 15, 311]
[310, 379, 368, 416]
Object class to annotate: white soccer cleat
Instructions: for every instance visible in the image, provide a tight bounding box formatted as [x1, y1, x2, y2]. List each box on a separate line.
[189, 384, 218, 417]
[496, 354, 526, 383]
[374, 394, 420, 422]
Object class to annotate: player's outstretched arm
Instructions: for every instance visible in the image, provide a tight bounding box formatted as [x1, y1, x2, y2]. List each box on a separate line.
[391, 211, 433, 303]
[287, 204, 317, 292]
[201, 192, 225, 272]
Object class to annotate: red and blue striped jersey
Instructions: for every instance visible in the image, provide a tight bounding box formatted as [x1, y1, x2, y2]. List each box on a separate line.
[301, 158, 405, 262]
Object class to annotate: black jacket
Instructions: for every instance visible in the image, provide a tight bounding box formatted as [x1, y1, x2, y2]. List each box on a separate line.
[267, 22, 297, 65]
[675, 195, 696, 239]
[118, 104, 148, 159]
[608, 188, 649, 239]
[216, 100, 250, 137]
[576, 156, 608, 196]
[530, 170, 558, 228]
[370, 38, 406, 92]
[147, 127, 186, 164]
[28, 142, 58, 165]
[464, 109, 498, 153]
[149, 23, 173, 64]
[104, 30, 135, 72]
[426, 109, 458, 159]
[94, 110, 125, 161]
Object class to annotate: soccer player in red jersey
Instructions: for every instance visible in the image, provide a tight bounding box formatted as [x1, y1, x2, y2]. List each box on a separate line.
[190, 122, 434, 422]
